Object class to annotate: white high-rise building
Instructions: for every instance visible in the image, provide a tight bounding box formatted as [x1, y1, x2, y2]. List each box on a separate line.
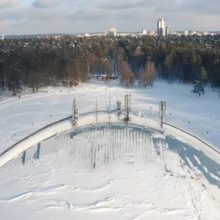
[105, 27, 117, 37]
[142, 29, 147, 35]
[165, 26, 172, 35]
[157, 18, 166, 37]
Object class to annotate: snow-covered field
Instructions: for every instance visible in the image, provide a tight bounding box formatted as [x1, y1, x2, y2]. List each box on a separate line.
[0, 80, 220, 220]
[1, 80, 220, 153]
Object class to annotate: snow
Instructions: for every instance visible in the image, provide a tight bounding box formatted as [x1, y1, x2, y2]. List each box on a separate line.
[0, 81, 220, 153]
[1, 111, 219, 169]
[0, 80, 220, 219]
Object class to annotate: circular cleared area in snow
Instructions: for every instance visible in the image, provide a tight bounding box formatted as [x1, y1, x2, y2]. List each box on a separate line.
[0, 124, 220, 220]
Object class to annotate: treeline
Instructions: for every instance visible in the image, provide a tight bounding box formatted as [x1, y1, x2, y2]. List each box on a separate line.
[0, 35, 220, 95]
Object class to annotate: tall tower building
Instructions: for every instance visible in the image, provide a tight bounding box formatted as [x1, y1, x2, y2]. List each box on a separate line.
[157, 18, 166, 37]
[165, 26, 172, 35]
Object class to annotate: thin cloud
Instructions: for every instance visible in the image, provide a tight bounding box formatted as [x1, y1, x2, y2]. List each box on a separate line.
[0, 0, 18, 9]
[0, 0, 219, 35]
[33, 0, 61, 8]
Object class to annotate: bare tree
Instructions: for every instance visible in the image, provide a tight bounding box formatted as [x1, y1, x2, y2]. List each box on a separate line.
[119, 60, 135, 87]
[141, 60, 156, 88]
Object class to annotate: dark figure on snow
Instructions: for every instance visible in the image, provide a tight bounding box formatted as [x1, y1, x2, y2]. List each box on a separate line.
[191, 81, 205, 97]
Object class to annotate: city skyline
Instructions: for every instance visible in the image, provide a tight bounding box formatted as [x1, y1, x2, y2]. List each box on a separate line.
[0, 0, 220, 35]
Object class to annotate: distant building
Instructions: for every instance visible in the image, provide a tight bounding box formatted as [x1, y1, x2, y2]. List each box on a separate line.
[157, 18, 166, 37]
[165, 26, 172, 35]
[148, 31, 156, 36]
[77, 34, 83, 38]
[54, 35, 62, 39]
[0, 35, 4, 40]
[184, 30, 189, 36]
[142, 29, 148, 35]
[84, 33, 90, 37]
[173, 30, 208, 36]
[105, 27, 117, 37]
[139, 29, 155, 36]
[117, 32, 129, 37]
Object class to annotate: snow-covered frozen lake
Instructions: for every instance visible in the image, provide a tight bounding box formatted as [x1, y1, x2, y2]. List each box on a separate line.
[0, 81, 220, 219]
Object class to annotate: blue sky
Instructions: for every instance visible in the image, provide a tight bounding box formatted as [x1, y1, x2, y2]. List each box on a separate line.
[0, 0, 219, 35]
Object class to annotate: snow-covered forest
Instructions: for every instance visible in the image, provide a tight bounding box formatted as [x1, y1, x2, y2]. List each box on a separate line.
[1, 33, 220, 220]
[1, 35, 220, 95]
